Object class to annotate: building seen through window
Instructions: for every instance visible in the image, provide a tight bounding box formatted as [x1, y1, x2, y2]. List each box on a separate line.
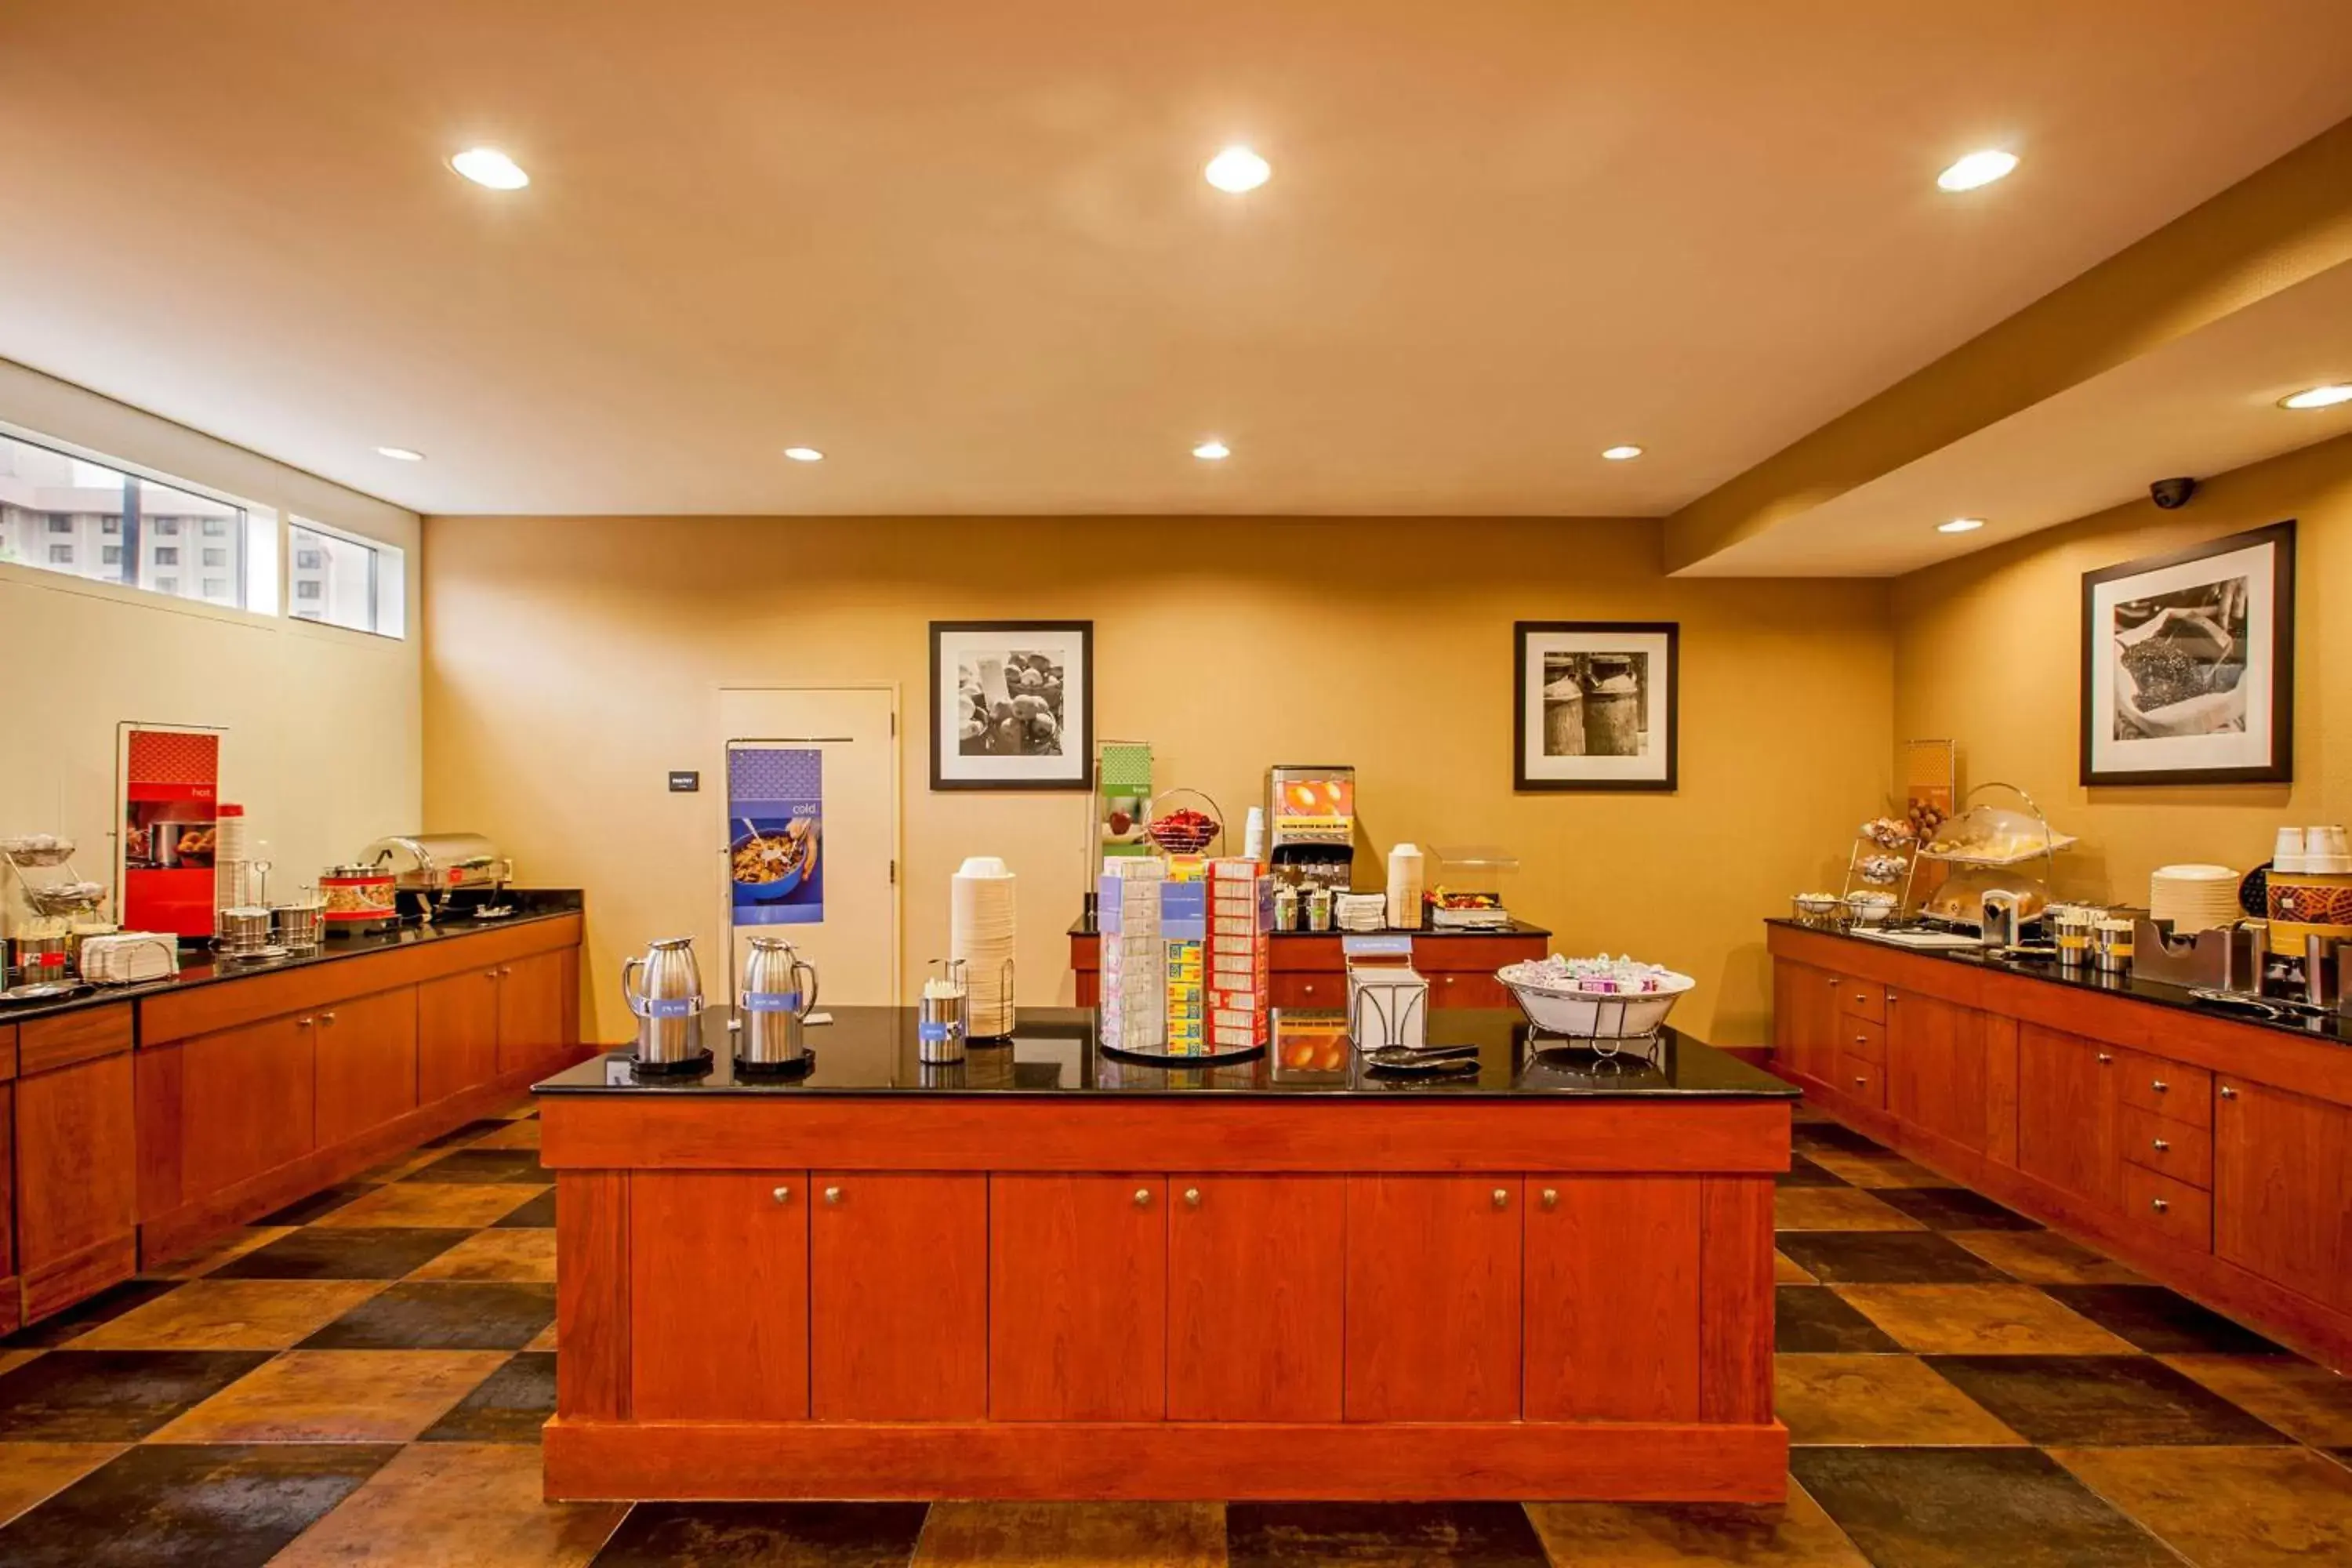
[0, 430, 246, 606]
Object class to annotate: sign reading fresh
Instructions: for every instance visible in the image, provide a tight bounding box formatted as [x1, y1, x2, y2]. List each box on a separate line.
[728, 746, 824, 925]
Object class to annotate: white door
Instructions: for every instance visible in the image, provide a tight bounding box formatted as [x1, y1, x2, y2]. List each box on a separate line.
[717, 687, 900, 1007]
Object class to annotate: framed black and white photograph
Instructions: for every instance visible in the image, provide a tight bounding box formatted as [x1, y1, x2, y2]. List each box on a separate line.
[929, 620, 1093, 791]
[2081, 521, 2294, 786]
[1515, 621, 1679, 791]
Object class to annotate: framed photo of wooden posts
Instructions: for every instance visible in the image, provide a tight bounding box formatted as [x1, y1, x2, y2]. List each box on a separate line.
[1515, 621, 1679, 791]
[2081, 521, 2294, 786]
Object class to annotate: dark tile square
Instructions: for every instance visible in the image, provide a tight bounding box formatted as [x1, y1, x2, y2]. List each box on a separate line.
[1872, 1185, 2043, 1232]
[0, 1350, 273, 1440]
[400, 1147, 550, 1185]
[1226, 1501, 1550, 1565]
[0, 1441, 397, 1567]
[2044, 1284, 2286, 1354]
[1927, 1354, 2294, 1446]
[209, 1227, 476, 1281]
[1791, 1446, 2176, 1567]
[419, 1350, 555, 1443]
[1791, 1121, 1889, 1156]
[298, 1281, 557, 1351]
[1776, 1154, 1851, 1189]
[590, 1501, 930, 1565]
[493, 1189, 559, 1229]
[251, 1181, 381, 1225]
[420, 1118, 511, 1149]
[1773, 1230, 2013, 1285]
[0, 1280, 183, 1348]
[1777, 1285, 1903, 1352]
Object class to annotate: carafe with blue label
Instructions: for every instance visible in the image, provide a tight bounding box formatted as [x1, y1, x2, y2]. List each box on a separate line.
[622, 935, 708, 1072]
[738, 935, 819, 1071]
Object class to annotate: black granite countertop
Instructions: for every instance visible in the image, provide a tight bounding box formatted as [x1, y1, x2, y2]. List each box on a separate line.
[533, 1005, 1796, 1100]
[1769, 918, 2352, 1049]
[1068, 916, 1552, 940]
[0, 891, 583, 1025]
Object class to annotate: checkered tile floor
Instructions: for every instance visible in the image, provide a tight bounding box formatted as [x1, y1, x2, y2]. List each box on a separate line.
[0, 1102, 2346, 1565]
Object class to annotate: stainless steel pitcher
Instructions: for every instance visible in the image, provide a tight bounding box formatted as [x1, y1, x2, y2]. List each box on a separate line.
[622, 935, 706, 1067]
[738, 935, 819, 1067]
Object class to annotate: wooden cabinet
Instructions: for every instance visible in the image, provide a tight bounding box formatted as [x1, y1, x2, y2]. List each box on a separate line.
[418, 967, 503, 1104]
[2214, 1079, 2352, 1312]
[1773, 960, 1842, 1083]
[2016, 1025, 2121, 1209]
[1167, 1174, 1345, 1422]
[1885, 990, 2003, 1153]
[313, 988, 419, 1149]
[809, 1172, 987, 1420]
[180, 1016, 317, 1200]
[989, 1175, 1166, 1421]
[630, 1171, 808, 1420]
[16, 1007, 138, 1322]
[1344, 1174, 1522, 1421]
[1426, 971, 1512, 1009]
[1526, 1176, 1700, 1421]
[497, 948, 575, 1076]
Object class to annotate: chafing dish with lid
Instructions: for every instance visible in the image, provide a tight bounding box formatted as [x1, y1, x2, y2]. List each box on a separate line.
[361, 833, 515, 920]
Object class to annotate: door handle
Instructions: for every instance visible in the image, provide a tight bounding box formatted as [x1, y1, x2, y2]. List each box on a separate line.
[2151, 1079, 2168, 1093]
[2152, 1138, 2170, 1152]
[1134, 1188, 1153, 1209]
[296, 1016, 314, 1029]
[771, 1185, 791, 1204]
[823, 1185, 842, 1205]
[1540, 1188, 1559, 1210]
[2151, 1197, 2170, 1214]
[318, 1011, 336, 1025]
[1491, 1188, 1509, 1210]
[2220, 1085, 2238, 1100]
[1183, 1188, 1201, 1207]
[2096, 1052, 2114, 1064]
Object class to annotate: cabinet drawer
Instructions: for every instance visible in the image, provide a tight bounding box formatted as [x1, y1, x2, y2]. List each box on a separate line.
[2125, 1163, 2212, 1251]
[1270, 974, 1341, 1008]
[1427, 972, 1511, 1010]
[1837, 980, 1886, 1025]
[1842, 1017, 1886, 1065]
[2121, 1105, 2211, 1189]
[2120, 1054, 2212, 1129]
[1838, 1051, 1885, 1109]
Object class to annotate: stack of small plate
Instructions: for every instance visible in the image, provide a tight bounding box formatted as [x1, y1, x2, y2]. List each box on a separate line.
[950, 856, 1017, 1037]
[2151, 865, 2241, 932]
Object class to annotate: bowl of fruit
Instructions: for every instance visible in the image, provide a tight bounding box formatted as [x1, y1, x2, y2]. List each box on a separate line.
[1145, 791, 1222, 856]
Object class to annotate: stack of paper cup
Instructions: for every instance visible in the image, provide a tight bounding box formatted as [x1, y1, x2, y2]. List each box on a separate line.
[1385, 843, 1425, 931]
[2150, 865, 2240, 932]
[950, 857, 1018, 1037]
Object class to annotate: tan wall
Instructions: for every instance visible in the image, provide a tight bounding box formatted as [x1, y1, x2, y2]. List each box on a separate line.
[0, 358, 423, 903]
[422, 515, 1893, 1046]
[1892, 431, 2352, 905]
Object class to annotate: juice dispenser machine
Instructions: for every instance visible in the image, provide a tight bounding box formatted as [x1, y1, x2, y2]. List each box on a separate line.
[1266, 764, 1356, 893]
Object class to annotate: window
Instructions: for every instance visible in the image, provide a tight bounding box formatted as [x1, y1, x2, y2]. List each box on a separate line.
[285, 519, 401, 636]
[201, 547, 227, 567]
[202, 577, 227, 597]
[0, 430, 249, 604]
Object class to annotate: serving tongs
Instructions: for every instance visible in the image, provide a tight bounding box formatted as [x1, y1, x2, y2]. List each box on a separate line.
[1362, 1042, 1481, 1075]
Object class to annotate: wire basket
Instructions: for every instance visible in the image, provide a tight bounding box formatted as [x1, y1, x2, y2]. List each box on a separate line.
[1145, 788, 1224, 856]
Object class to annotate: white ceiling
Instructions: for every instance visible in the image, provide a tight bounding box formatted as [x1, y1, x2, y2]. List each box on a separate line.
[1682, 260, 2352, 575]
[3, 2, 2351, 518]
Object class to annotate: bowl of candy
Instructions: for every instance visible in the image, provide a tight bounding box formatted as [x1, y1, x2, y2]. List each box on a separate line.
[1495, 953, 1694, 1043]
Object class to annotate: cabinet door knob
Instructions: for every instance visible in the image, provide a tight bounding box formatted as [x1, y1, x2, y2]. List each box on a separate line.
[1854, 1076, 1868, 1087]
[823, 1185, 842, 1205]
[499, 966, 513, 977]
[2152, 1138, 2170, 1152]
[2151, 1079, 2168, 1093]
[771, 1185, 791, 1204]
[1183, 1187, 1201, 1207]
[1855, 1034, 1867, 1045]
[319, 1011, 336, 1025]
[296, 1016, 314, 1029]
[2151, 1197, 2170, 1214]
[2220, 1085, 2238, 1100]
[485, 971, 499, 982]
[1827, 978, 1841, 989]
[1540, 1188, 1559, 1210]
[1134, 1188, 1152, 1208]
[1491, 1188, 1510, 1210]
[2096, 1052, 2114, 1065]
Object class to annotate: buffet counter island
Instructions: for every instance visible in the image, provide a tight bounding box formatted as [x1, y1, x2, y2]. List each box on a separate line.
[0, 894, 586, 1331]
[535, 1005, 1797, 1504]
[1769, 918, 2352, 1368]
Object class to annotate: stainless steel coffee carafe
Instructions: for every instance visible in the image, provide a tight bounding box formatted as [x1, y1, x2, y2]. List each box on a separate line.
[622, 935, 707, 1068]
[738, 935, 819, 1067]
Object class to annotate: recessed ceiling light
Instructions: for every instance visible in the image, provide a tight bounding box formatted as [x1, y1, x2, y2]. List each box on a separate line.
[1203, 146, 1270, 194]
[1938, 517, 1986, 534]
[1600, 445, 1644, 461]
[782, 446, 825, 463]
[1936, 149, 2017, 192]
[2280, 383, 2352, 410]
[375, 446, 425, 462]
[448, 147, 529, 190]
[1192, 440, 1231, 461]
